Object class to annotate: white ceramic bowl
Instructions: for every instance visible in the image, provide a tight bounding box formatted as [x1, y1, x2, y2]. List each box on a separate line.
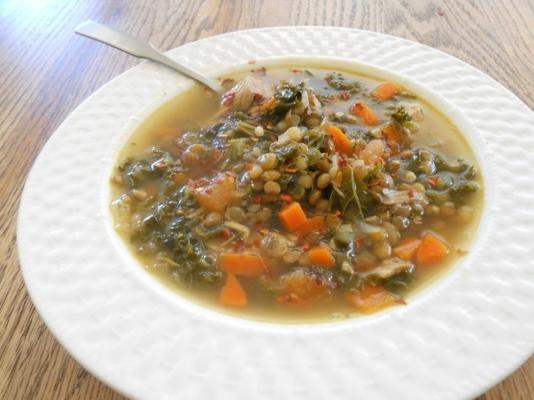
[18, 27, 534, 400]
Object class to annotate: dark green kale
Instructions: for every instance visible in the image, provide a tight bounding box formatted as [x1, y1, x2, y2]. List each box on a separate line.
[324, 72, 361, 93]
[263, 81, 305, 122]
[132, 188, 222, 287]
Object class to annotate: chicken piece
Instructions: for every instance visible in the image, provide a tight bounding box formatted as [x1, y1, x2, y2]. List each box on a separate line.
[223, 76, 266, 111]
[401, 102, 424, 121]
[362, 257, 414, 279]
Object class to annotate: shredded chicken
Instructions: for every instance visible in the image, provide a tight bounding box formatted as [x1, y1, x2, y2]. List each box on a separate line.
[223, 221, 250, 238]
[225, 76, 266, 111]
[363, 257, 414, 279]
[401, 102, 424, 121]
[380, 188, 425, 205]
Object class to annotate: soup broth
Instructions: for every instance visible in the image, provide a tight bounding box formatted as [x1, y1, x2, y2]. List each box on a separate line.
[110, 66, 482, 322]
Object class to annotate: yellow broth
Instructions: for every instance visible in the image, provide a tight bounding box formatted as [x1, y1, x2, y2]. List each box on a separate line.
[110, 66, 483, 323]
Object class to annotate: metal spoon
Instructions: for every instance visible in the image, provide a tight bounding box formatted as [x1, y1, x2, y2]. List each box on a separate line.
[74, 20, 223, 93]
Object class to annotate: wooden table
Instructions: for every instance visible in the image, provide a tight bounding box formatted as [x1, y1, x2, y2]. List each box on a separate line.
[1, 0, 532, 398]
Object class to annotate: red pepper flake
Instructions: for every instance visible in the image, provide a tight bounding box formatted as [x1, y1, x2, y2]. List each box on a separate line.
[253, 195, 263, 204]
[280, 194, 293, 203]
[188, 178, 209, 189]
[408, 189, 415, 199]
[291, 68, 302, 74]
[254, 221, 263, 230]
[232, 239, 245, 252]
[437, 8, 445, 16]
[301, 242, 310, 251]
[354, 238, 364, 248]
[339, 90, 350, 100]
[220, 228, 231, 240]
[253, 92, 265, 102]
[338, 157, 348, 167]
[221, 91, 235, 106]
[427, 176, 438, 186]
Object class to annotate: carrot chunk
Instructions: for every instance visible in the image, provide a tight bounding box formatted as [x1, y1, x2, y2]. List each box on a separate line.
[308, 245, 336, 268]
[349, 102, 379, 125]
[219, 273, 247, 307]
[296, 215, 326, 237]
[218, 253, 267, 277]
[393, 237, 422, 261]
[345, 285, 404, 313]
[327, 125, 353, 154]
[416, 233, 449, 265]
[382, 123, 401, 143]
[194, 175, 235, 212]
[278, 202, 308, 232]
[371, 82, 401, 101]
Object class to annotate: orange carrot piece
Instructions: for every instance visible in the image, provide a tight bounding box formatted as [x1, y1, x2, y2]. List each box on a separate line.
[416, 233, 449, 265]
[296, 215, 326, 237]
[345, 285, 404, 313]
[371, 82, 401, 101]
[278, 202, 308, 232]
[218, 253, 267, 277]
[308, 245, 336, 268]
[349, 102, 379, 125]
[194, 175, 235, 212]
[219, 273, 247, 307]
[382, 124, 401, 143]
[393, 237, 422, 261]
[327, 125, 353, 154]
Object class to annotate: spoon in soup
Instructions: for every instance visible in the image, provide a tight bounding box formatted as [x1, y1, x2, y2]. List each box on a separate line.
[74, 20, 223, 94]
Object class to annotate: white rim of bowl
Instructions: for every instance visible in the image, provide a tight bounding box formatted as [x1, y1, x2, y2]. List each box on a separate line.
[17, 27, 534, 400]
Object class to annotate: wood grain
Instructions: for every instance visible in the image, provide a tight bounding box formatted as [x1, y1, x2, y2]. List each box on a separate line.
[0, 0, 532, 398]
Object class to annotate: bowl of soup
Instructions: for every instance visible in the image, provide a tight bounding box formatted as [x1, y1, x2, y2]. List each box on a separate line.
[109, 63, 483, 323]
[19, 27, 534, 400]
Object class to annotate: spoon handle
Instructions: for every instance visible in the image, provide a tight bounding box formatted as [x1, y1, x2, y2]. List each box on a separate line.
[74, 20, 222, 93]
